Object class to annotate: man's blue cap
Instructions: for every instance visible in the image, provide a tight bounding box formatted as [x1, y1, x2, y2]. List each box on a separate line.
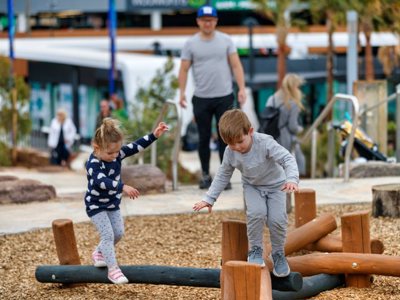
[197, 6, 218, 18]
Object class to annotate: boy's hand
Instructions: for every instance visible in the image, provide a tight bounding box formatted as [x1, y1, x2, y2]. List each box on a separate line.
[153, 122, 169, 138]
[193, 200, 213, 213]
[281, 182, 299, 193]
[123, 185, 140, 199]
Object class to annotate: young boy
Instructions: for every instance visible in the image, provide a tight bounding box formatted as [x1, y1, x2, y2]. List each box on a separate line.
[193, 109, 299, 277]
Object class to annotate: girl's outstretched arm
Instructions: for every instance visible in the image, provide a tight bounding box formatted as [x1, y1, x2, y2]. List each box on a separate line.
[153, 122, 169, 138]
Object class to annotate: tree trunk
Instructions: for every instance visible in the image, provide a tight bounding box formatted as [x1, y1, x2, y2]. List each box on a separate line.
[276, 24, 288, 89]
[363, 21, 375, 81]
[326, 13, 334, 107]
[372, 184, 400, 218]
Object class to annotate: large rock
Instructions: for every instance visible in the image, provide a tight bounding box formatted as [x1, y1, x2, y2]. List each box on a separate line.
[0, 179, 57, 204]
[349, 162, 400, 178]
[121, 164, 166, 194]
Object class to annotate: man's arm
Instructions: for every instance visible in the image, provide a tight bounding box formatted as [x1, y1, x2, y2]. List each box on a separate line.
[228, 52, 247, 105]
[178, 59, 192, 108]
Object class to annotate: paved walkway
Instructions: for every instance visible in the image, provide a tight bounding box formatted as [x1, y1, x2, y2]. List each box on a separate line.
[0, 151, 398, 235]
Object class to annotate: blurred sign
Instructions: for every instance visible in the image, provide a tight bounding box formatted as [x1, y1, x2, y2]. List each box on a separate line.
[127, 0, 206, 9]
[211, 0, 255, 10]
[127, 0, 256, 10]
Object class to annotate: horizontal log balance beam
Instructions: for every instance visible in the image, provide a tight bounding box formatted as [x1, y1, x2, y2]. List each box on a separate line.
[35, 265, 302, 291]
[287, 253, 400, 277]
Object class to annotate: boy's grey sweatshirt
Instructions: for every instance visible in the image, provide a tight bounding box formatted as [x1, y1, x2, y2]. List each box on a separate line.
[204, 132, 299, 206]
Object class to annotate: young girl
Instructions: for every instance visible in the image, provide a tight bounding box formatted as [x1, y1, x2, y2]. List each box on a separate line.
[85, 118, 168, 284]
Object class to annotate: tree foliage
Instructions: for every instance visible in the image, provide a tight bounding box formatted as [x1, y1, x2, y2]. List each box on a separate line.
[0, 56, 31, 141]
[119, 57, 179, 175]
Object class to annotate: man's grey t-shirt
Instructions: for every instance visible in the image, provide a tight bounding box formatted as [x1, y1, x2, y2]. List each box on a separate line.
[181, 30, 237, 98]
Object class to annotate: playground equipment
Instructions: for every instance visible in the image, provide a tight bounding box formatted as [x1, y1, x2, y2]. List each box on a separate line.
[36, 188, 400, 298]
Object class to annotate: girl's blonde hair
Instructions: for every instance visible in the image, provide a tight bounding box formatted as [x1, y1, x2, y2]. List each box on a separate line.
[93, 118, 123, 149]
[218, 109, 252, 145]
[280, 73, 305, 110]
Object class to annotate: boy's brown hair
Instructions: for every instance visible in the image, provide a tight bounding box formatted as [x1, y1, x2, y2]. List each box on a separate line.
[218, 109, 252, 144]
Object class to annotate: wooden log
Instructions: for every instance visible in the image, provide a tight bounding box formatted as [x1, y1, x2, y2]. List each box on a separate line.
[52, 219, 81, 266]
[294, 189, 316, 228]
[287, 253, 400, 277]
[372, 184, 400, 218]
[36, 265, 220, 287]
[264, 214, 337, 257]
[35, 264, 302, 291]
[341, 211, 371, 287]
[305, 235, 384, 254]
[223, 261, 272, 300]
[272, 274, 345, 300]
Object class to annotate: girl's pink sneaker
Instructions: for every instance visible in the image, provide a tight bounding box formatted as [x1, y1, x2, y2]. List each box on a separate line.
[92, 250, 107, 268]
[108, 267, 128, 284]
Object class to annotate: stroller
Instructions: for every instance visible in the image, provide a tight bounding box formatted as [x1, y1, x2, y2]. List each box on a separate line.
[333, 120, 387, 161]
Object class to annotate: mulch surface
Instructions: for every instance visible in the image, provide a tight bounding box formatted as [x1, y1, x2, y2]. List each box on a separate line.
[0, 203, 399, 300]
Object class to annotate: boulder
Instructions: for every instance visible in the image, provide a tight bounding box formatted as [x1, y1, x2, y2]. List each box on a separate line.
[0, 179, 57, 204]
[121, 164, 166, 194]
[0, 175, 18, 182]
[349, 161, 400, 178]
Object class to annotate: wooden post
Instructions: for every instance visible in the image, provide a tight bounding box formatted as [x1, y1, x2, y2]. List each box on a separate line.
[221, 219, 248, 265]
[372, 184, 400, 218]
[287, 253, 400, 277]
[294, 188, 316, 228]
[341, 211, 372, 288]
[221, 219, 248, 299]
[264, 214, 337, 257]
[223, 261, 272, 300]
[52, 219, 81, 265]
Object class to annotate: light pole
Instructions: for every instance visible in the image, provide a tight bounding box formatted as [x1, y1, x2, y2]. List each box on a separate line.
[108, 0, 117, 97]
[7, 0, 18, 164]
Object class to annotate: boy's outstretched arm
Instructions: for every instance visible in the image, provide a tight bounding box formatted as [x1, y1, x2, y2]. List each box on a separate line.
[281, 182, 299, 193]
[153, 122, 169, 138]
[193, 200, 213, 213]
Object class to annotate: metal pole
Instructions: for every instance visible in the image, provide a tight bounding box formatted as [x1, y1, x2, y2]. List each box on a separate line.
[346, 11, 358, 95]
[396, 84, 400, 162]
[8, 0, 18, 164]
[108, 0, 116, 96]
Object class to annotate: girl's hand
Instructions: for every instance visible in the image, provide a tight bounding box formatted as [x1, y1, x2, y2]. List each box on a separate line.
[153, 122, 169, 138]
[193, 200, 213, 213]
[123, 185, 140, 199]
[281, 182, 299, 193]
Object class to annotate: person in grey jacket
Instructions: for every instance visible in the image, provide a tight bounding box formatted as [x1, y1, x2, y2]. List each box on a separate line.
[193, 109, 299, 278]
[265, 73, 306, 175]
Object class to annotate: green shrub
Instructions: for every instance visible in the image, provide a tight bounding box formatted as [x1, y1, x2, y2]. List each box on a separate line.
[0, 141, 12, 166]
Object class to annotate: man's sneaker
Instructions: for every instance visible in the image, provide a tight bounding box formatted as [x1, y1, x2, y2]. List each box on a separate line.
[270, 251, 290, 277]
[224, 182, 232, 190]
[199, 174, 212, 189]
[92, 250, 107, 268]
[108, 267, 129, 284]
[247, 246, 265, 267]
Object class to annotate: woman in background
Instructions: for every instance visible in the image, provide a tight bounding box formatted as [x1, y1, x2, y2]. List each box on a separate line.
[265, 73, 306, 175]
[48, 108, 77, 168]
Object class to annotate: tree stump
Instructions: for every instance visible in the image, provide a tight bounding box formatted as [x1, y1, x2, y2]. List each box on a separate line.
[372, 184, 400, 218]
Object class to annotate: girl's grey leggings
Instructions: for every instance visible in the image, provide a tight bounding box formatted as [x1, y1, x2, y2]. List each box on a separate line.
[91, 209, 124, 268]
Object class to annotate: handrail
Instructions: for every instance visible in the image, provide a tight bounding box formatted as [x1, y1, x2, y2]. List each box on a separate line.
[359, 92, 396, 116]
[300, 93, 360, 182]
[150, 99, 182, 191]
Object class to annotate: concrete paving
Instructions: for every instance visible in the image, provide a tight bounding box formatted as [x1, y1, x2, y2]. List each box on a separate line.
[0, 150, 398, 235]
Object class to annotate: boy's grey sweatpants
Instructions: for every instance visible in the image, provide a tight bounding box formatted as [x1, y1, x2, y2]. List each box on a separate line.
[243, 184, 288, 254]
[91, 210, 124, 268]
